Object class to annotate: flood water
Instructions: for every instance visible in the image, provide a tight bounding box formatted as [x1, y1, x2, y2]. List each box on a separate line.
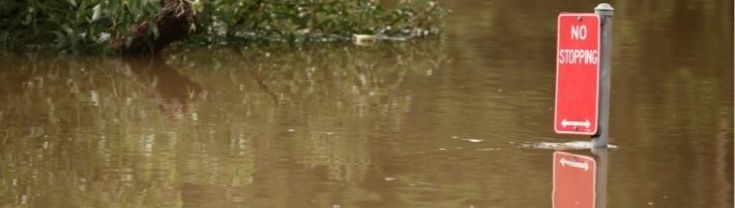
[0, 0, 732, 207]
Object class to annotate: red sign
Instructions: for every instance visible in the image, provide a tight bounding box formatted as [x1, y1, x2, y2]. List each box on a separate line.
[554, 13, 600, 135]
[553, 151, 596, 208]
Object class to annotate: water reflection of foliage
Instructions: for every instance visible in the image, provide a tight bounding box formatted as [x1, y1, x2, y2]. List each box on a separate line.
[0, 41, 446, 207]
[0, 54, 251, 207]
[170, 40, 445, 103]
[167, 40, 446, 182]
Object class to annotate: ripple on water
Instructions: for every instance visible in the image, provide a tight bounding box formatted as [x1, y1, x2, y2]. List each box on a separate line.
[521, 140, 618, 150]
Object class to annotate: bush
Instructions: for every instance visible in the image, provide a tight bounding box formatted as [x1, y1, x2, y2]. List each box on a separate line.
[0, 0, 447, 53]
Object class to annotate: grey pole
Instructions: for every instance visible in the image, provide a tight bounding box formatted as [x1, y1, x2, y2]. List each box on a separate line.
[593, 3, 614, 148]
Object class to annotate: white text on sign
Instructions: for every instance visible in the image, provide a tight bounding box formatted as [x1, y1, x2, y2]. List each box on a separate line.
[558, 49, 598, 65]
[558, 24, 599, 65]
[571, 25, 587, 40]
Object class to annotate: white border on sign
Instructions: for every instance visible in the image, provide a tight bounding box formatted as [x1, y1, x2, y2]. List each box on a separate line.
[554, 13, 601, 135]
[552, 151, 598, 208]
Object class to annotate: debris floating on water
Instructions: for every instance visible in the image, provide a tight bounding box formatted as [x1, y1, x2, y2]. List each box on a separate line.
[476, 147, 500, 151]
[353, 34, 376, 46]
[464, 138, 484, 143]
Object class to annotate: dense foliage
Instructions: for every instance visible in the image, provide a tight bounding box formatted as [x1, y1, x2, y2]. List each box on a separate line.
[0, 0, 446, 53]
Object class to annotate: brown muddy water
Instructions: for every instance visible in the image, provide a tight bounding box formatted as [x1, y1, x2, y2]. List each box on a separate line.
[0, 0, 732, 207]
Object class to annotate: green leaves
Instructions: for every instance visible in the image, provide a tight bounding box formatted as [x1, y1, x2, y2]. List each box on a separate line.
[195, 0, 446, 45]
[1, 0, 446, 53]
[91, 4, 102, 22]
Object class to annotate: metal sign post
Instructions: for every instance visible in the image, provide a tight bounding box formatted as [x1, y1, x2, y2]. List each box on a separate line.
[553, 3, 614, 147]
[592, 3, 614, 148]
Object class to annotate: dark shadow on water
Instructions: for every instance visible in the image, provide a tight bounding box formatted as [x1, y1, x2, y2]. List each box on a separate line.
[122, 55, 203, 120]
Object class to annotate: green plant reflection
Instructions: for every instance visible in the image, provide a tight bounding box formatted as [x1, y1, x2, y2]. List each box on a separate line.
[0, 41, 446, 207]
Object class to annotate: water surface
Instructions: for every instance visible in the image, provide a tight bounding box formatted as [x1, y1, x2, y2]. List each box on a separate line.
[1, 0, 732, 207]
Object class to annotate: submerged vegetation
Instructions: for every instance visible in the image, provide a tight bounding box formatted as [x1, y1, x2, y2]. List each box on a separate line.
[0, 0, 447, 53]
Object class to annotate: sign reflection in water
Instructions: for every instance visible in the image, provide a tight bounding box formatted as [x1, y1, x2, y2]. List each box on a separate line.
[552, 149, 609, 208]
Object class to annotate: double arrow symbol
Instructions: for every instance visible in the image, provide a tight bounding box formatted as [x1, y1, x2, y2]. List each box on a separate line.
[560, 158, 589, 171]
[561, 119, 591, 128]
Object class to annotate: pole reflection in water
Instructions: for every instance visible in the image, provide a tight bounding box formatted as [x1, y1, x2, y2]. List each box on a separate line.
[592, 148, 609, 208]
